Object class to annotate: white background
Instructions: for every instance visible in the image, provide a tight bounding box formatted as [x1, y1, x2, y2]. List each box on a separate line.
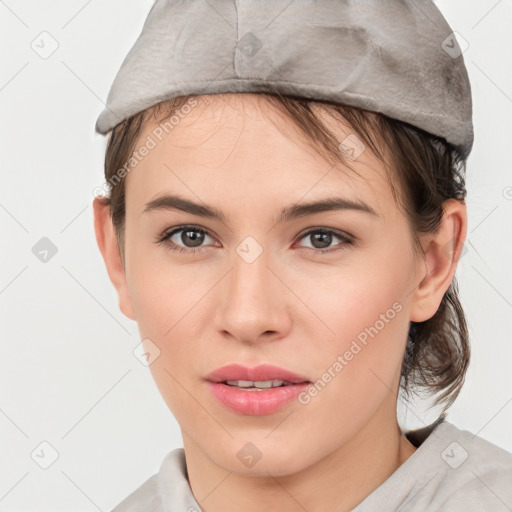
[1, 0, 511, 510]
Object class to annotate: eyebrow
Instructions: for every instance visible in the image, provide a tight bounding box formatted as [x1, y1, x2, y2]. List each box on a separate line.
[142, 194, 378, 223]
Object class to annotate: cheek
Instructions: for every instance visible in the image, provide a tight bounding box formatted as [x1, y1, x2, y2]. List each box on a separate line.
[127, 256, 211, 416]
[124, 242, 207, 375]
[297, 249, 411, 347]
[125, 238, 201, 332]
[296, 249, 412, 415]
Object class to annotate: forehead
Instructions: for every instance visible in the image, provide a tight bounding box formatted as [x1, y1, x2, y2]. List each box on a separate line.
[125, 93, 394, 218]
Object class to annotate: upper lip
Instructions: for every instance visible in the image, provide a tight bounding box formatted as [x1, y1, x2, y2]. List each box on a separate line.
[205, 364, 310, 384]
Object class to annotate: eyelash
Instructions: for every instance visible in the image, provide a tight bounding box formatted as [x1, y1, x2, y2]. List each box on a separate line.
[156, 225, 354, 255]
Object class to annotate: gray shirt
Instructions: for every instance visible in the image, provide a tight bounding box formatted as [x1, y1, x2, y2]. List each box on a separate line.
[111, 419, 512, 511]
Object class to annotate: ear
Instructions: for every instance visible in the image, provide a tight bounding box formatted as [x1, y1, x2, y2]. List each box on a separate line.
[410, 199, 467, 322]
[93, 197, 136, 320]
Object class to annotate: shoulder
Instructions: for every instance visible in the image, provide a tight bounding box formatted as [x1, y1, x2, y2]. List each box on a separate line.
[110, 448, 198, 512]
[405, 420, 512, 511]
[435, 421, 512, 509]
[433, 420, 512, 475]
[110, 473, 162, 512]
[437, 467, 512, 511]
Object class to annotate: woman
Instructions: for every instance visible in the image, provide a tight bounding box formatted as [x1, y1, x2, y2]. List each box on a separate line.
[93, 1, 512, 510]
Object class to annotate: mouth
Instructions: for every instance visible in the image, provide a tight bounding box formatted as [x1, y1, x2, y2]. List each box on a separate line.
[204, 364, 312, 415]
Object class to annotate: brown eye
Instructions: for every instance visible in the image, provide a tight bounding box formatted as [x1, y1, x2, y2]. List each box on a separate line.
[176, 228, 206, 247]
[157, 226, 214, 253]
[297, 228, 353, 253]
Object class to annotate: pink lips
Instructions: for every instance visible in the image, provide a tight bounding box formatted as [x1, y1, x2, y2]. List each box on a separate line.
[205, 363, 310, 384]
[204, 364, 311, 415]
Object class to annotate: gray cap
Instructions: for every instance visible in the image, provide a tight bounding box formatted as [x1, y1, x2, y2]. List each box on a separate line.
[95, 0, 474, 157]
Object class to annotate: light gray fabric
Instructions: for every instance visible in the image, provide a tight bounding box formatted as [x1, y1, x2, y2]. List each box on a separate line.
[110, 419, 512, 511]
[95, 0, 474, 157]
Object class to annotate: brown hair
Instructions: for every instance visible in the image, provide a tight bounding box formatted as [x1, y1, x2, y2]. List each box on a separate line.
[99, 92, 470, 418]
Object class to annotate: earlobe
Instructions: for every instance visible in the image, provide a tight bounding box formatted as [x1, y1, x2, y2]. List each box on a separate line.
[410, 199, 467, 323]
[92, 197, 136, 321]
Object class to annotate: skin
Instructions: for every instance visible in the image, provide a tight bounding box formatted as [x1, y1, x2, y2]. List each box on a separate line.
[93, 93, 467, 511]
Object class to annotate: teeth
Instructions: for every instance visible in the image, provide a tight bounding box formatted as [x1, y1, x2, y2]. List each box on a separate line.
[225, 379, 287, 389]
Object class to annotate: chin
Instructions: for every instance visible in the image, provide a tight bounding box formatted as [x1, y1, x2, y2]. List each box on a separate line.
[207, 436, 312, 477]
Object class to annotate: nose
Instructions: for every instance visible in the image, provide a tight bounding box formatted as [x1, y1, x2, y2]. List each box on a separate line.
[213, 245, 292, 346]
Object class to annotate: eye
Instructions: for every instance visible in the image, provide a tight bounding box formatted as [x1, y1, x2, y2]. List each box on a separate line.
[156, 225, 353, 255]
[296, 227, 353, 253]
[156, 225, 216, 254]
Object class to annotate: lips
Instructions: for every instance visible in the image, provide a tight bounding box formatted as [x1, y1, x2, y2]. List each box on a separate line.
[204, 363, 310, 385]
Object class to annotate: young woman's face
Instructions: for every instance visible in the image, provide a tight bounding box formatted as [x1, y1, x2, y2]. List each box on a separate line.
[120, 93, 426, 475]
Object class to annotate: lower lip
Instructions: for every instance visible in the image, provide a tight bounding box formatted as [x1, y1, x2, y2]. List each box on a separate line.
[206, 381, 311, 415]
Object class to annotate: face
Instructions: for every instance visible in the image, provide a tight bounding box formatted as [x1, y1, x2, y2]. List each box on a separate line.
[107, 94, 429, 475]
